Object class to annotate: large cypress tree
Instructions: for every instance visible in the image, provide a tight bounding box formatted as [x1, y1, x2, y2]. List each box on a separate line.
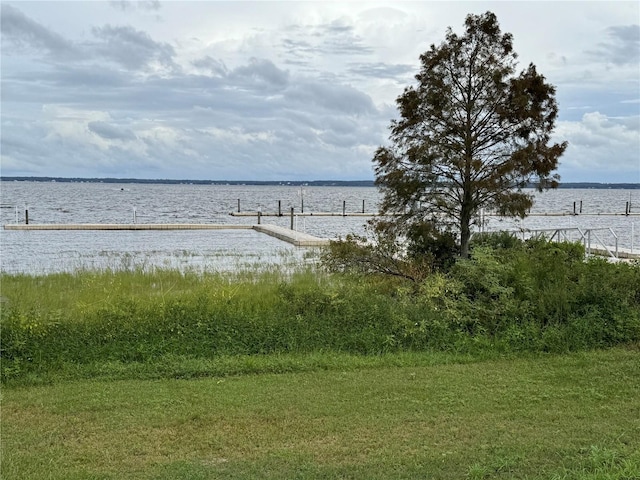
[374, 11, 567, 258]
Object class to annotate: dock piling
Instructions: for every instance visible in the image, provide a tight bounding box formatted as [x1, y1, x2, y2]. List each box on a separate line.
[25, 209, 29, 225]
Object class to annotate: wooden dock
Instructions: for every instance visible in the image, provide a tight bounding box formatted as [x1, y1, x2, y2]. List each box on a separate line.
[3, 223, 635, 255]
[253, 224, 329, 246]
[588, 247, 640, 260]
[3, 223, 330, 247]
[516, 213, 640, 217]
[230, 211, 376, 217]
[3, 223, 253, 231]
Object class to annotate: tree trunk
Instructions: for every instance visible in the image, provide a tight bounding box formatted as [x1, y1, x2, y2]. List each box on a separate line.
[460, 209, 472, 258]
[460, 186, 473, 258]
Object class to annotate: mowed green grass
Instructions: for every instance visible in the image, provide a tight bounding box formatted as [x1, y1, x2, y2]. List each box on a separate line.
[2, 347, 639, 479]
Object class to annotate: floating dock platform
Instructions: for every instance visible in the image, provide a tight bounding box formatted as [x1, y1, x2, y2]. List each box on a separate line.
[253, 224, 330, 246]
[3, 223, 330, 247]
[588, 247, 639, 260]
[3, 223, 253, 231]
[230, 211, 376, 217]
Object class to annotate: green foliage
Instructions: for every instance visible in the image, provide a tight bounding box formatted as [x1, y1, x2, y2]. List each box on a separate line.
[320, 232, 432, 283]
[321, 220, 459, 282]
[2, 241, 639, 384]
[471, 230, 525, 250]
[405, 221, 459, 270]
[372, 11, 567, 257]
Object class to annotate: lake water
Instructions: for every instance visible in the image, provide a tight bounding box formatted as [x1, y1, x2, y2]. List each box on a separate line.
[1, 181, 638, 274]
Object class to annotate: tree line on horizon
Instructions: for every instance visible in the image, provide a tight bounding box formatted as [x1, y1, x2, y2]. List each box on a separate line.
[1, 177, 638, 189]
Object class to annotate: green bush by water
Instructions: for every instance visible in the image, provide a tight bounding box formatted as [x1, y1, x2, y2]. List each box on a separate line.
[2, 240, 639, 384]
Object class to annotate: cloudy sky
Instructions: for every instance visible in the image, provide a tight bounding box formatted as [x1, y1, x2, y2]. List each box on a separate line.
[1, 1, 639, 182]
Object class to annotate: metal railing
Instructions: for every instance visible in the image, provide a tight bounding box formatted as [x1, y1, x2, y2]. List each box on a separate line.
[502, 227, 619, 259]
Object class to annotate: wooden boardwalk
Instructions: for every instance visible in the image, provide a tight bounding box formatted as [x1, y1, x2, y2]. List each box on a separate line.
[3, 222, 635, 255]
[3, 223, 330, 247]
[588, 246, 639, 260]
[230, 211, 640, 218]
[3, 223, 253, 231]
[230, 211, 375, 217]
[253, 224, 329, 246]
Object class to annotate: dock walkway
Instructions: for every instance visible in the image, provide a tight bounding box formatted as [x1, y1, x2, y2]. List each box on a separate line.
[3, 223, 636, 256]
[588, 247, 639, 260]
[3, 223, 330, 247]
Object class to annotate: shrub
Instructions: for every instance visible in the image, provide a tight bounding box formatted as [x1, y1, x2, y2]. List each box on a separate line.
[2, 244, 639, 384]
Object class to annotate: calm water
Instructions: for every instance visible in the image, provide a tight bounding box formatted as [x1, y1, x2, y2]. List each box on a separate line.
[1, 181, 638, 274]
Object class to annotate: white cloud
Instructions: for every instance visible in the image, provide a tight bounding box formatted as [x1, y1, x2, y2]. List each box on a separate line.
[555, 112, 640, 182]
[1, 2, 638, 182]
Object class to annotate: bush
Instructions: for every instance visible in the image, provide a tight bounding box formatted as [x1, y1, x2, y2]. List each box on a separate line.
[2, 243, 639, 384]
[321, 220, 459, 282]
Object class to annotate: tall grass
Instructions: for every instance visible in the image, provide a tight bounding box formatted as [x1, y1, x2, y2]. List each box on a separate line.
[2, 240, 639, 384]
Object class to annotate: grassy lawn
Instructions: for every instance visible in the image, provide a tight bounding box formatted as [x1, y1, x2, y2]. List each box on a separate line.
[2, 347, 639, 479]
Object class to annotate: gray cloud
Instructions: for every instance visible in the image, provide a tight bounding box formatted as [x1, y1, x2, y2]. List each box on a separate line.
[347, 62, 414, 79]
[282, 38, 315, 60]
[109, 1, 134, 12]
[109, 1, 161, 12]
[2, 2, 638, 182]
[0, 3, 78, 59]
[1, 33, 385, 179]
[281, 21, 374, 65]
[1, 4, 175, 73]
[138, 0, 161, 11]
[88, 121, 137, 141]
[192, 56, 229, 77]
[91, 24, 177, 71]
[230, 58, 289, 88]
[319, 22, 374, 56]
[589, 24, 640, 66]
[286, 80, 376, 115]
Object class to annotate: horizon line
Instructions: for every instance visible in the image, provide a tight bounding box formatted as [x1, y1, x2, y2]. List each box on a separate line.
[1, 176, 639, 188]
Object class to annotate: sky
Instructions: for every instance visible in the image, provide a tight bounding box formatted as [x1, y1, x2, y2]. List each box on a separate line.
[1, 1, 639, 183]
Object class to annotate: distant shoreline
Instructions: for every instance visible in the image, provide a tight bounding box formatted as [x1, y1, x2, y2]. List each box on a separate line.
[1, 176, 639, 189]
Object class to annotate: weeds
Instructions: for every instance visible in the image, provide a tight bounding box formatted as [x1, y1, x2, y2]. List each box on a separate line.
[1, 239, 639, 385]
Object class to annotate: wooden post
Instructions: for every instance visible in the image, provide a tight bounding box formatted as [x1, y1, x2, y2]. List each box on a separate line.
[343, 200, 346, 216]
[278, 200, 282, 217]
[290, 207, 294, 230]
[237, 199, 240, 213]
[573, 202, 576, 215]
[626, 202, 630, 216]
[580, 201, 583, 214]
[258, 211, 262, 224]
[362, 200, 365, 214]
[25, 209, 29, 225]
